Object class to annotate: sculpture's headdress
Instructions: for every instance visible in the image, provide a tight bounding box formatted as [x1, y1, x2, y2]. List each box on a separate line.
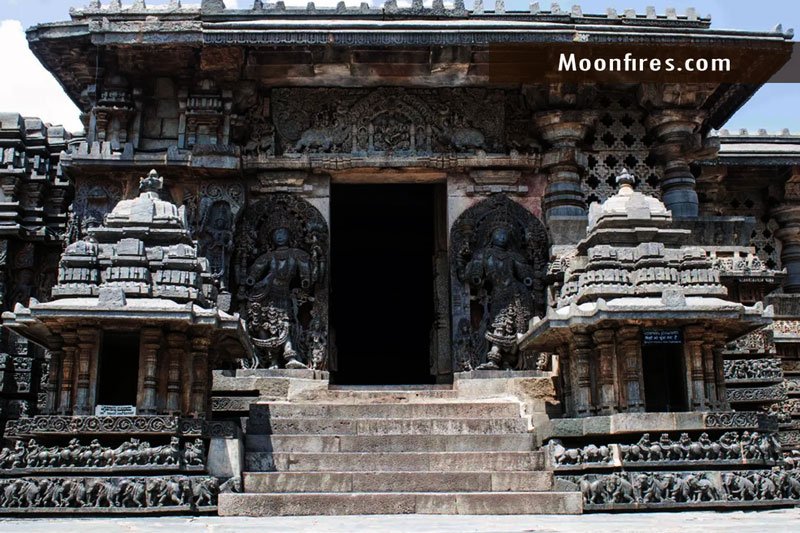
[139, 169, 164, 194]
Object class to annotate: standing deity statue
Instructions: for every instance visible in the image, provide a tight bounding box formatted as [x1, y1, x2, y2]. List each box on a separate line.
[459, 226, 536, 370]
[198, 201, 235, 291]
[245, 227, 315, 369]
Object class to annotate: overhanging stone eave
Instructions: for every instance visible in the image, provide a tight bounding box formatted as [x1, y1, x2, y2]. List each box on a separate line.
[520, 301, 771, 350]
[59, 151, 545, 176]
[4, 299, 252, 361]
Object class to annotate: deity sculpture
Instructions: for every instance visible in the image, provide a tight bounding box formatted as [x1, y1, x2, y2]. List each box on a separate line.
[244, 227, 315, 369]
[459, 225, 536, 370]
[198, 201, 235, 291]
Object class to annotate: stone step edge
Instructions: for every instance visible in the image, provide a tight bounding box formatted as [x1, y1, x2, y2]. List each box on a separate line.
[242, 470, 555, 492]
[251, 416, 528, 422]
[245, 451, 543, 457]
[243, 470, 553, 475]
[217, 491, 583, 516]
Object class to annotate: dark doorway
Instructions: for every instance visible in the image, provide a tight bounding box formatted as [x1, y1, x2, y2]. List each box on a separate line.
[331, 184, 437, 384]
[642, 344, 688, 412]
[96, 332, 140, 406]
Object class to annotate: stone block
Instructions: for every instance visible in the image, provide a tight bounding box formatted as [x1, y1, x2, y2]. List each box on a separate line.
[262, 451, 543, 473]
[207, 435, 244, 478]
[218, 492, 418, 516]
[244, 472, 353, 493]
[491, 472, 554, 491]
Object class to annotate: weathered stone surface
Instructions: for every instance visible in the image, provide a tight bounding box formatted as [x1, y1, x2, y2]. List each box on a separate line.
[218, 491, 582, 516]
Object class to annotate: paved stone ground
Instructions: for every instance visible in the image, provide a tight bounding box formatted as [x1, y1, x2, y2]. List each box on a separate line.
[1, 510, 800, 533]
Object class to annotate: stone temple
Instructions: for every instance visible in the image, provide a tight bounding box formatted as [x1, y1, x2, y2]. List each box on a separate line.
[0, 0, 798, 516]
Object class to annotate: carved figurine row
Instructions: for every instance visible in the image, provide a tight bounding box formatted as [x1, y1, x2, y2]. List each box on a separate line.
[622, 432, 780, 463]
[0, 438, 205, 470]
[0, 476, 217, 510]
[574, 470, 800, 506]
[724, 358, 782, 382]
[551, 432, 781, 467]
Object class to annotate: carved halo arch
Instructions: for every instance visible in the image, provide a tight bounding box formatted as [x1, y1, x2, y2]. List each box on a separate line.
[449, 194, 549, 371]
[234, 194, 330, 369]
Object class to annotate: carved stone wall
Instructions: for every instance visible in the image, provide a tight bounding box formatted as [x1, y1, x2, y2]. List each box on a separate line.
[583, 96, 661, 205]
[269, 87, 531, 156]
[0, 114, 72, 431]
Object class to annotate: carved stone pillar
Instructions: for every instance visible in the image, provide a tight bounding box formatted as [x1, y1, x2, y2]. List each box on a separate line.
[592, 328, 617, 414]
[190, 335, 211, 416]
[59, 330, 77, 415]
[617, 326, 645, 412]
[74, 328, 98, 415]
[558, 343, 573, 416]
[684, 325, 707, 410]
[701, 335, 718, 409]
[45, 342, 63, 415]
[712, 332, 730, 410]
[165, 330, 186, 415]
[534, 110, 597, 224]
[138, 327, 162, 414]
[645, 110, 706, 218]
[772, 201, 800, 293]
[570, 328, 594, 417]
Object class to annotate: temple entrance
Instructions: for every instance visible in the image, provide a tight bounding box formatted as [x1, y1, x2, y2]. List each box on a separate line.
[330, 183, 441, 384]
[642, 343, 689, 412]
[96, 332, 140, 407]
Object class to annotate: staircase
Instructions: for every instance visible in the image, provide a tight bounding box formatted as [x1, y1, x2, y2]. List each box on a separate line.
[218, 385, 582, 516]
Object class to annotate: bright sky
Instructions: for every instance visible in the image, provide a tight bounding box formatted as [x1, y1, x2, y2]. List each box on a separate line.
[0, 0, 797, 133]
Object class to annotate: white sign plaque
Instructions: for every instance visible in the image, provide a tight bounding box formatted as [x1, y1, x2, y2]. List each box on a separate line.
[95, 405, 137, 416]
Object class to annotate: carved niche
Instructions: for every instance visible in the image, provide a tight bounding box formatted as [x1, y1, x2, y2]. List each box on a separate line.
[234, 194, 329, 370]
[270, 88, 509, 155]
[450, 195, 548, 371]
[197, 182, 245, 294]
[64, 180, 123, 245]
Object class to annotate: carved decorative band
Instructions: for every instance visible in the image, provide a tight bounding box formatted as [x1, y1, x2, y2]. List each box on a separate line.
[726, 385, 787, 403]
[569, 470, 800, 509]
[704, 411, 778, 431]
[3, 416, 239, 439]
[0, 476, 218, 511]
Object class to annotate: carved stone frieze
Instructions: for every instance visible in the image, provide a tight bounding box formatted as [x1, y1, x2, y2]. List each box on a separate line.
[779, 430, 800, 448]
[234, 194, 329, 370]
[5, 416, 184, 438]
[550, 439, 613, 466]
[0, 475, 218, 511]
[0, 437, 205, 472]
[723, 328, 776, 355]
[765, 399, 800, 425]
[551, 431, 781, 470]
[704, 411, 778, 431]
[270, 88, 521, 156]
[450, 195, 548, 371]
[726, 385, 788, 403]
[724, 359, 783, 383]
[570, 469, 800, 508]
[211, 397, 259, 413]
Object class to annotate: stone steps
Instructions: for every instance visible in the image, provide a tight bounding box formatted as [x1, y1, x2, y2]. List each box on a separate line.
[248, 417, 529, 435]
[243, 471, 555, 493]
[217, 382, 582, 517]
[245, 433, 536, 452]
[258, 401, 522, 419]
[245, 451, 546, 472]
[218, 491, 583, 516]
